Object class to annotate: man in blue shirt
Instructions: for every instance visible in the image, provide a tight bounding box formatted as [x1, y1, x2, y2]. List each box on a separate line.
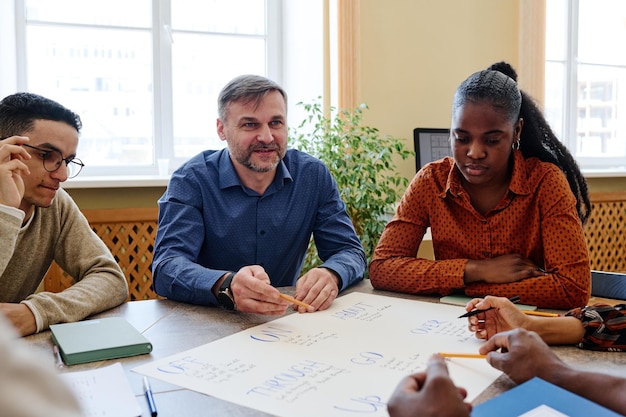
[153, 74, 366, 315]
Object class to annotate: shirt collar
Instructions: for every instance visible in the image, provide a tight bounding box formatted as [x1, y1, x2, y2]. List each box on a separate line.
[507, 150, 531, 196]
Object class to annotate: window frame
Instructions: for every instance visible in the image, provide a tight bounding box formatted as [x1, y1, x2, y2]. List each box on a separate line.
[545, 0, 626, 175]
[9, 0, 282, 178]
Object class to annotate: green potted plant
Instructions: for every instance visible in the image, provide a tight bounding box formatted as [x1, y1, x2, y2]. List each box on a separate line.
[291, 100, 414, 275]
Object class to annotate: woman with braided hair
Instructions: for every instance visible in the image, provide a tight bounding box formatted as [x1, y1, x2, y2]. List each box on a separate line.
[370, 62, 591, 309]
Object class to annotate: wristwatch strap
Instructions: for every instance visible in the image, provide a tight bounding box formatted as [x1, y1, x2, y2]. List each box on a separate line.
[217, 272, 237, 310]
[220, 272, 236, 292]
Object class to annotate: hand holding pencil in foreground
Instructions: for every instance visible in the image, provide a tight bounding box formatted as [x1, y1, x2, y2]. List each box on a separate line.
[387, 354, 472, 417]
[477, 328, 626, 416]
[464, 296, 585, 346]
[391, 330, 626, 417]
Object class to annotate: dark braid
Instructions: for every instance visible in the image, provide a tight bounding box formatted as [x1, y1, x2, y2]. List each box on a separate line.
[516, 89, 591, 224]
[489, 62, 591, 225]
[453, 62, 591, 224]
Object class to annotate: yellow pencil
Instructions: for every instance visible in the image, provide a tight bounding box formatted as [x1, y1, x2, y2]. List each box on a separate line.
[279, 293, 313, 310]
[439, 352, 487, 359]
[523, 310, 560, 317]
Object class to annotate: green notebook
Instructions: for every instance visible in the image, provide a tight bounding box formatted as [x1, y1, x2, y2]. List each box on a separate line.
[439, 294, 537, 311]
[50, 317, 153, 366]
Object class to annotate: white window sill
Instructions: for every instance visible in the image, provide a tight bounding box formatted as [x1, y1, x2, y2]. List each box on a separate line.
[61, 167, 626, 190]
[582, 168, 626, 178]
[61, 175, 170, 189]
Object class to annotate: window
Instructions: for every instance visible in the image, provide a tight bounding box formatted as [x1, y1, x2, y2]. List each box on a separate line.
[5, 0, 281, 177]
[545, 0, 626, 171]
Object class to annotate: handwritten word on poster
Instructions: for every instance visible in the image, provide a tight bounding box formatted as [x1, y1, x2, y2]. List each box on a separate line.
[133, 292, 501, 416]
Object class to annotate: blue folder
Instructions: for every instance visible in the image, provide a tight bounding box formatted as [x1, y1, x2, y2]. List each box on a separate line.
[472, 377, 621, 417]
[591, 270, 626, 300]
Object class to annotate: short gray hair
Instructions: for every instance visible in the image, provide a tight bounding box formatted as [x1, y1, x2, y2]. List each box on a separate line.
[217, 74, 288, 121]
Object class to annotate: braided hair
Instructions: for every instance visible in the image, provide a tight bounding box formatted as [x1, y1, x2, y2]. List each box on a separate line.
[452, 62, 591, 224]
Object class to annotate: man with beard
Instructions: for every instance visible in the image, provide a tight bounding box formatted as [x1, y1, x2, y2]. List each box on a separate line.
[153, 75, 366, 315]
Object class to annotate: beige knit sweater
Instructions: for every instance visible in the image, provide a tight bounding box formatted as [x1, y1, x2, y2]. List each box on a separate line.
[0, 189, 128, 332]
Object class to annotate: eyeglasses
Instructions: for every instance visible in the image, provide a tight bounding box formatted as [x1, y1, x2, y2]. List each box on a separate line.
[22, 144, 85, 178]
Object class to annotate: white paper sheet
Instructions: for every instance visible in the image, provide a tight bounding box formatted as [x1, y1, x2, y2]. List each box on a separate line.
[519, 405, 570, 417]
[133, 292, 502, 417]
[60, 362, 141, 417]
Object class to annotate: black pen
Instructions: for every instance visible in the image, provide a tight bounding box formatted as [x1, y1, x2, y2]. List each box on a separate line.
[143, 376, 158, 417]
[458, 295, 521, 318]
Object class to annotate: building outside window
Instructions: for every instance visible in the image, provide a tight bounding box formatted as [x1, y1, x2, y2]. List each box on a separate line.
[545, 0, 626, 171]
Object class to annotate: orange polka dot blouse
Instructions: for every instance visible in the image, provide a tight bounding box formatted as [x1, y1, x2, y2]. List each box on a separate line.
[370, 151, 590, 309]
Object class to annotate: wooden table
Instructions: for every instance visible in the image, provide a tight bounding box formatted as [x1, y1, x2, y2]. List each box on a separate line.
[24, 280, 626, 416]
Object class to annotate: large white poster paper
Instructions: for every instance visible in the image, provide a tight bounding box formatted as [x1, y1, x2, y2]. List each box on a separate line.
[133, 292, 501, 416]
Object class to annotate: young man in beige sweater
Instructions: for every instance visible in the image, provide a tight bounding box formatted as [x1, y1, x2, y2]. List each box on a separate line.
[0, 92, 128, 336]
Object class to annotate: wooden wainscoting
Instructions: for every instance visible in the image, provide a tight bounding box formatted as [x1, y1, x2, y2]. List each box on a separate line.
[585, 192, 626, 273]
[43, 207, 160, 300]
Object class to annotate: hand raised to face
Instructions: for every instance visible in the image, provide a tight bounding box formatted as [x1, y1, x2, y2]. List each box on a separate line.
[0, 136, 32, 209]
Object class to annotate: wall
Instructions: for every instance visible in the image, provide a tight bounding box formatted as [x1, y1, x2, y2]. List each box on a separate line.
[586, 177, 626, 193]
[66, 187, 165, 209]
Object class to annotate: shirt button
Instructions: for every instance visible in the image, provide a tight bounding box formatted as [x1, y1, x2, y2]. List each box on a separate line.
[483, 252, 490, 257]
[260, 230, 266, 236]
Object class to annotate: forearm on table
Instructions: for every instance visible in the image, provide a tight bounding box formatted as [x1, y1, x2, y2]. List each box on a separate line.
[153, 259, 222, 304]
[466, 276, 588, 310]
[319, 254, 365, 291]
[545, 366, 626, 415]
[73, 271, 129, 305]
[463, 259, 483, 284]
[25, 272, 128, 331]
[369, 258, 465, 293]
[526, 316, 585, 345]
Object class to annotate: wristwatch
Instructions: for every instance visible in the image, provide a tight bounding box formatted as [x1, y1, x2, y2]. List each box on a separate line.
[216, 272, 236, 310]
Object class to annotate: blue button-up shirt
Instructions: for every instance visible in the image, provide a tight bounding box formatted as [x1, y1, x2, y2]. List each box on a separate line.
[153, 148, 366, 305]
